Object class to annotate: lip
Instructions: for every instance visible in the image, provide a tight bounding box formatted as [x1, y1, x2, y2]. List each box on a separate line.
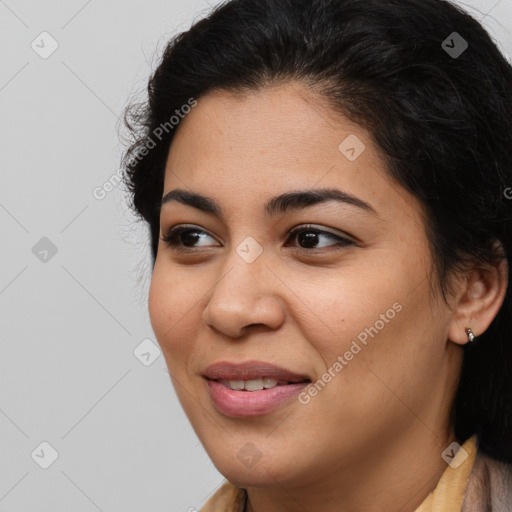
[203, 360, 310, 382]
[203, 360, 311, 417]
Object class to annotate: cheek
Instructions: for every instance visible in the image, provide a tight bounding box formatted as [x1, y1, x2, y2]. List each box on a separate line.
[297, 266, 401, 347]
[301, 252, 440, 387]
[148, 264, 200, 369]
[309, 269, 446, 420]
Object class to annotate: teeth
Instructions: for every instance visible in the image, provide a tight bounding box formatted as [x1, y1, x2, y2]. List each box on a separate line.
[263, 377, 279, 388]
[229, 380, 245, 390]
[244, 378, 264, 391]
[217, 378, 282, 391]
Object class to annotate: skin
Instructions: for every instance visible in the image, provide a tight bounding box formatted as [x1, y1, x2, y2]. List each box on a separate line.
[148, 82, 507, 512]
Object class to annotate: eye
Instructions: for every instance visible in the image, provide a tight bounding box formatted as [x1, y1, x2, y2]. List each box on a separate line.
[160, 225, 219, 251]
[161, 224, 355, 252]
[285, 224, 355, 251]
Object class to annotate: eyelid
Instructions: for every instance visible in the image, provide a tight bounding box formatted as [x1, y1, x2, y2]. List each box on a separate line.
[161, 224, 221, 245]
[161, 223, 357, 251]
[287, 224, 357, 244]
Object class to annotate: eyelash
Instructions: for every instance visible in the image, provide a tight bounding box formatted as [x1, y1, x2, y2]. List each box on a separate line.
[160, 224, 355, 253]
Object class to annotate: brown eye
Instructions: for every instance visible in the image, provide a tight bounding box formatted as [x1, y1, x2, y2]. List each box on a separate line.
[286, 225, 355, 250]
[161, 225, 219, 249]
[161, 223, 355, 253]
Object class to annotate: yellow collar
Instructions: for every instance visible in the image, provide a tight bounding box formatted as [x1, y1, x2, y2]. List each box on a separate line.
[414, 434, 477, 512]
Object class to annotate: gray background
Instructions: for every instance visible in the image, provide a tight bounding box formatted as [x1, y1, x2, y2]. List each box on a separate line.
[0, 1, 511, 511]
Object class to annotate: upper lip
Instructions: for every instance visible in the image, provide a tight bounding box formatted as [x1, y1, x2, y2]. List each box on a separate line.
[203, 360, 311, 382]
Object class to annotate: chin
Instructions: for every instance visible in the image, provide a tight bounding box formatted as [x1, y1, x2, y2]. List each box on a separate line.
[207, 448, 291, 488]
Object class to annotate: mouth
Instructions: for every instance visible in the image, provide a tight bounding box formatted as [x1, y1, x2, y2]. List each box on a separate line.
[203, 359, 311, 382]
[202, 360, 312, 417]
[212, 377, 310, 391]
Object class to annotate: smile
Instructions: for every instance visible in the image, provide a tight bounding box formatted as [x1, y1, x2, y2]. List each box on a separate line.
[202, 360, 312, 416]
[205, 378, 310, 417]
[216, 378, 297, 391]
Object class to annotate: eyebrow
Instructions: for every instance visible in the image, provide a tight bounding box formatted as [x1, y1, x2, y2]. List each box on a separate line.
[160, 188, 377, 219]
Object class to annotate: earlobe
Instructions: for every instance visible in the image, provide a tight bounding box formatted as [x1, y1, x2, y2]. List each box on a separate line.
[448, 258, 508, 346]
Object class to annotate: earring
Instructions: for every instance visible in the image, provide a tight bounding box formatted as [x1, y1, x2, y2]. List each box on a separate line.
[465, 327, 476, 343]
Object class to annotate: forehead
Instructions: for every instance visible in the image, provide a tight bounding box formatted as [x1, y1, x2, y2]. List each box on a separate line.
[163, 83, 415, 220]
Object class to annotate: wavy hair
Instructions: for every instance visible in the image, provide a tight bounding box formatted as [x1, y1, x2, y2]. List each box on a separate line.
[122, 0, 512, 461]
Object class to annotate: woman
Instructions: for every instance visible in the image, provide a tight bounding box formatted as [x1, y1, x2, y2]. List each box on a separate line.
[121, 0, 512, 510]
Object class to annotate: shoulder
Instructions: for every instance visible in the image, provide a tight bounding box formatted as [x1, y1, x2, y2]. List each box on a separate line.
[199, 481, 247, 512]
[462, 448, 512, 512]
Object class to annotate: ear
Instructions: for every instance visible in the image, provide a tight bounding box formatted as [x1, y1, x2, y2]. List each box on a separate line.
[448, 255, 508, 346]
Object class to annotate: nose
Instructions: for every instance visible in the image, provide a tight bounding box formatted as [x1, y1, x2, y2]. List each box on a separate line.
[202, 252, 285, 338]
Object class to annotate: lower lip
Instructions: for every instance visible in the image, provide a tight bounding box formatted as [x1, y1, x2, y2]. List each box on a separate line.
[206, 379, 309, 417]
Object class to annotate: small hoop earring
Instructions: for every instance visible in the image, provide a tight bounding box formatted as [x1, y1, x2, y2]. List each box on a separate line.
[465, 327, 475, 343]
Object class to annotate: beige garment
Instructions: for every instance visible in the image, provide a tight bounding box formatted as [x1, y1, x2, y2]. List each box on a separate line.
[414, 434, 477, 512]
[200, 479, 246, 512]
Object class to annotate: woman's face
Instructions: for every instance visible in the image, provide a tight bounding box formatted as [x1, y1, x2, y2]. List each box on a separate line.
[149, 83, 463, 489]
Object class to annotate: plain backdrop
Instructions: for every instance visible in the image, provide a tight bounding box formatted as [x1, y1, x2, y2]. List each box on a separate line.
[1, 1, 511, 511]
